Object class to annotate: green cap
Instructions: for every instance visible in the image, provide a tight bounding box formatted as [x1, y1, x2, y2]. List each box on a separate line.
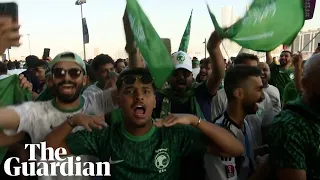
[49, 52, 86, 74]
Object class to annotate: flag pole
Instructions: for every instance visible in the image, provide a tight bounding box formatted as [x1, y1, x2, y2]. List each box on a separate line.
[204, 38, 207, 58]
[80, 4, 86, 60]
[299, 31, 320, 53]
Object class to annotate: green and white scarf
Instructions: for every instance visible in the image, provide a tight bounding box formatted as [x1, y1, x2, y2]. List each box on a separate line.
[159, 82, 205, 119]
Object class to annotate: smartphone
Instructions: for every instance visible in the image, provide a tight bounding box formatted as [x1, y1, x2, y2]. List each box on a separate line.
[43, 48, 50, 59]
[0, 2, 18, 21]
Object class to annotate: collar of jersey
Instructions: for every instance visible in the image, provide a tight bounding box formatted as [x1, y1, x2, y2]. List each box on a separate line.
[121, 120, 156, 142]
[51, 96, 85, 113]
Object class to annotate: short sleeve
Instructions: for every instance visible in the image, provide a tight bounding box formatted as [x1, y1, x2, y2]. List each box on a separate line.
[86, 88, 116, 114]
[65, 128, 109, 158]
[211, 89, 228, 122]
[269, 117, 307, 170]
[178, 125, 208, 157]
[4, 102, 40, 136]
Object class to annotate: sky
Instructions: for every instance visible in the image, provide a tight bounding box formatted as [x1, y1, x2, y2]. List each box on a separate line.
[4, 0, 320, 60]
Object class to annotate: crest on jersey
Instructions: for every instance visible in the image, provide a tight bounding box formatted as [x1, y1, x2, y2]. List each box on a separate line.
[289, 73, 294, 80]
[154, 148, 170, 173]
[256, 108, 264, 117]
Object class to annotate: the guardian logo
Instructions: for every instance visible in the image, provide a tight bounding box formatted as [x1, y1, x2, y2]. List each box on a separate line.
[3, 142, 111, 176]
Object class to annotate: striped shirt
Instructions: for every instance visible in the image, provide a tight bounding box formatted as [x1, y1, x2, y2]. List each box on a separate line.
[205, 112, 255, 180]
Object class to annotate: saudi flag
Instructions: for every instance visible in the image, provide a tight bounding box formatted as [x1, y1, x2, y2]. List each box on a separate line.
[125, 0, 175, 89]
[178, 10, 193, 52]
[207, 0, 305, 51]
[0, 75, 32, 163]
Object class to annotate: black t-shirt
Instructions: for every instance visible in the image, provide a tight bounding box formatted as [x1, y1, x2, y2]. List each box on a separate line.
[21, 70, 41, 93]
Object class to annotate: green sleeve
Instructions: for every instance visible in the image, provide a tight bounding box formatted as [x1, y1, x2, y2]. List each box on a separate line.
[178, 125, 208, 157]
[269, 117, 307, 170]
[65, 128, 109, 157]
[282, 82, 298, 105]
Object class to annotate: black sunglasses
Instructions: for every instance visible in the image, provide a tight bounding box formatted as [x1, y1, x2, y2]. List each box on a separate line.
[52, 68, 83, 79]
[121, 75, 154, 85]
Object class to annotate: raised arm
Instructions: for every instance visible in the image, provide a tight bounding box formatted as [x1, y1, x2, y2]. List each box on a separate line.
[45, 114, 106, 155]
[123, 10, 144, 68]
[206, 31, 225, 96]
[266, 52, 273, 65]
[291, 54, 303, 93]
[154, 114, 244, 157]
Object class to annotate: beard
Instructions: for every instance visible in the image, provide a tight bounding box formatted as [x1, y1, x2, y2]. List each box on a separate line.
[243, 102, 257, 115]
[52, 81, 82, 103]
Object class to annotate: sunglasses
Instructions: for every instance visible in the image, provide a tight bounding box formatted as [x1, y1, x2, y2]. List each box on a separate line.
[52, 68, 83, 79]
[121, 75, 154, 85]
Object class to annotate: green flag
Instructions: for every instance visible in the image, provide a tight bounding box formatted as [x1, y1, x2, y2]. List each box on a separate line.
[0, 75, 32, 163]
[35, 86, 53, 102]
[125, 0, 175, 89]
[178, 10, 193, 52]
[207, 0, 304, 51]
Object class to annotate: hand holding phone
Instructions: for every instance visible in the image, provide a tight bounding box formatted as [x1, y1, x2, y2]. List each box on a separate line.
[43, 48, 50, 60]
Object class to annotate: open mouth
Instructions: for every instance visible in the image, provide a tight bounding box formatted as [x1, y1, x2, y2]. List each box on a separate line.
[60, 84, 75, 94]
[132, 104, 146, 118]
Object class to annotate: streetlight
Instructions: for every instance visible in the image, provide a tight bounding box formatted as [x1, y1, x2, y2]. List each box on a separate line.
[75, 0, 87, 60]
[27, 34, 31, 55]
[203, 38, 207, 58]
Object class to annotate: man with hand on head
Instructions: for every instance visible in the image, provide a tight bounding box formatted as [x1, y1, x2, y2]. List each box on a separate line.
[0, 52, 117, 180]
[45, 68, 244, 180]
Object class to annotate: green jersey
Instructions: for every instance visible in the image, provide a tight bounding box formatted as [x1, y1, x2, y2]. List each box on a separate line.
[66, 122, 208, 179]
[269, 63, 294, 99]
[269, 96, 320, 179]
[282, 81, 299, 105]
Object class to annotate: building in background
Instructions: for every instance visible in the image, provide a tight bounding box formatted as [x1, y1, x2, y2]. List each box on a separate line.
[290, 28, 320, 59]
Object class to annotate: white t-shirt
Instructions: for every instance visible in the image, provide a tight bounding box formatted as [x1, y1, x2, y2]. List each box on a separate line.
[205, 113, 255, 180]
[82, 82, 102, 98]
[211, 88, 274, 149]
[192, 67, 200, 79]
[263, 84, 281, 115]
[4, 89, 116, 180]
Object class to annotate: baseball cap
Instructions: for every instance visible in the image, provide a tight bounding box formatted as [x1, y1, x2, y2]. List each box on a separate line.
[49, 52, 86, 74]
[171, 51, 192, 72]
[25, 55, 48, 69]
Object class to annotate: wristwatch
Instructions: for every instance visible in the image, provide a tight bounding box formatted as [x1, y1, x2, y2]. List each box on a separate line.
[66, 115, 77, 128]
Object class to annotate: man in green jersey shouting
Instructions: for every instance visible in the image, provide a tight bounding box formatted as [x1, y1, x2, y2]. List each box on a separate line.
[45, 68, 244, 179]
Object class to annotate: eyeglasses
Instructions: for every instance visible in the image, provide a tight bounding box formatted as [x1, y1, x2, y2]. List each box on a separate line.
[121, 75, 154, 85]
[52, 68, 83, 79]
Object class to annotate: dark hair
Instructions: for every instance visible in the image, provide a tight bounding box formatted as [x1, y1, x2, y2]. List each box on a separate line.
[86, 64, 96, 83]
[0, 62, 8, 74]
[115, 59, 125, 68]
[116, 68, 156, 91]
[14, 61, 20, 69]
[91, 54, 114, 71]
[281, 50, 292, 57]
[233, 53, 259, 65]
[200, 58, 211, 65]
[224, 65, 261, 101]
[7, 62, 16, 70]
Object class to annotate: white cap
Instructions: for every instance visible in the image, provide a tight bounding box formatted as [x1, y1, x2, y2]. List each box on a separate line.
[171, 51, 192, 72]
